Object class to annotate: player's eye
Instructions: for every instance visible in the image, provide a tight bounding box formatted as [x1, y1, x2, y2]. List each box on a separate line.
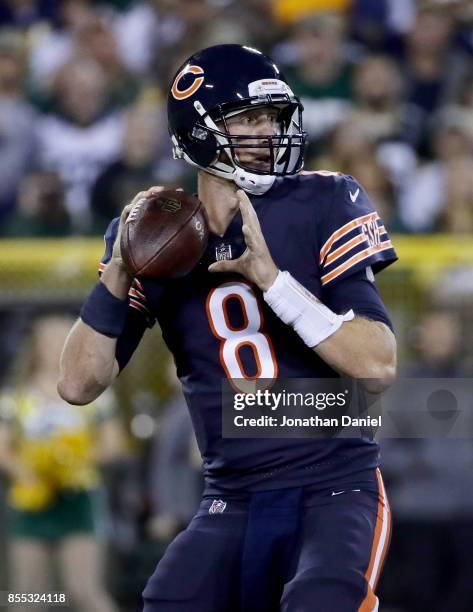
[227, 115, 252, 126]
[245, 114, 261, 125]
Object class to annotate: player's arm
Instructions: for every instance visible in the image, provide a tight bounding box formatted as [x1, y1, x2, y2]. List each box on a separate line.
[312, 312, 396, 392]
[209, 190, 396, 392]
[58, 188, 160, 405]
[264, 272, 396, 392]
[58, 260, 132, 405]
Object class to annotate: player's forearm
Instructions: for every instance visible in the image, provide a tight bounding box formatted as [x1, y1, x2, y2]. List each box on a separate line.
[262, 271, 396, 392]
[58, 318, 119, 405]
[101, 258, 133, 299]
[314, 318, 397, 392]
[58, 261, 132, 405]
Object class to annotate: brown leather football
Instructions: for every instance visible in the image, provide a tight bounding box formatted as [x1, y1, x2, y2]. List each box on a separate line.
[120, 190, 209, 278]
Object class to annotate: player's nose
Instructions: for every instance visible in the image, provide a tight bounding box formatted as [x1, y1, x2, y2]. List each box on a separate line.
[254, 116, 278, 139]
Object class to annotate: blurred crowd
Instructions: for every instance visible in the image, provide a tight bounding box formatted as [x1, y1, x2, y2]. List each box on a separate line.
[1, 1, 473, 611]
[0, 313, 203, 611]
[380, 307, 473, 612]
[1, 0, 473, 235]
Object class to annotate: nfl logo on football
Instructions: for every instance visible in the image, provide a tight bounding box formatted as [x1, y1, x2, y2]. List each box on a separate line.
[209, 499, 227, 514]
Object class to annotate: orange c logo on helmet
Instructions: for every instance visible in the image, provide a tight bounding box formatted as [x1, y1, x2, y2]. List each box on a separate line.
[171, 65, 205, 100]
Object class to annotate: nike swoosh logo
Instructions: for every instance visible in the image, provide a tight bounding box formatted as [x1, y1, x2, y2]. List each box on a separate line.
[331, 490, 346, 496]
[349, 188, 360, 203]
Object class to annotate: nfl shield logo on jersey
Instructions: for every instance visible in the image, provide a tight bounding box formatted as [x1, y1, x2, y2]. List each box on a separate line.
[215, 243, 232, 261]
[209, 499, 227, 514]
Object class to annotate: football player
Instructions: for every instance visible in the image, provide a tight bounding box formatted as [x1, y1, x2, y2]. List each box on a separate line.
[59, 45, 397, 611]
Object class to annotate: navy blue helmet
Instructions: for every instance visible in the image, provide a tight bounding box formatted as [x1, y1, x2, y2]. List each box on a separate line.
[167, 44, 306, 194]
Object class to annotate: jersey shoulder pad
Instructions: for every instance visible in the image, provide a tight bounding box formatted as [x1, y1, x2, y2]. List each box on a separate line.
[298, 169, 343, 191]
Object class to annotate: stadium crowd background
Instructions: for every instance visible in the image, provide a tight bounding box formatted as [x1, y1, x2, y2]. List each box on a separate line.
[0, 0, 473, 610]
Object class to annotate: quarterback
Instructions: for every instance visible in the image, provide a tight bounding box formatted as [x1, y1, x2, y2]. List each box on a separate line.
[59, 45, 397, 611]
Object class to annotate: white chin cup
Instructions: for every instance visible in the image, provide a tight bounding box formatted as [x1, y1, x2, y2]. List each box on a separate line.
[232, 168, 276, 195]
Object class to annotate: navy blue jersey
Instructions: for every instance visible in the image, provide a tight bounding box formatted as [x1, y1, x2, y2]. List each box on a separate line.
[100, 172, 397, 493]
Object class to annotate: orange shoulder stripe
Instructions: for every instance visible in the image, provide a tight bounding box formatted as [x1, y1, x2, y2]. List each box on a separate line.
[324, 233, 366, 267]
[321, 240, 393, 285]
[319, 212, 379, 264]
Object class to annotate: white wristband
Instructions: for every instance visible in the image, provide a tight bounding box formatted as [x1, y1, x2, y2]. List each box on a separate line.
[263, 271, 354, 348]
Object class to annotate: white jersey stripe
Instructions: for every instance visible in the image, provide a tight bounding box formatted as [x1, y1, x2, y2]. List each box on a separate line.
[368, 469, 390, 588]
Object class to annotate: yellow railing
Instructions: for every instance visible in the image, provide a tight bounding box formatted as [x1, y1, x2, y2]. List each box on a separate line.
[1, 236, 472, 287]
[0, 235, 470, 400]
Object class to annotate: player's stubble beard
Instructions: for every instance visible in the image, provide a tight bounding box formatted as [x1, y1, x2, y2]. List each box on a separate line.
[231, 142, 273, 173]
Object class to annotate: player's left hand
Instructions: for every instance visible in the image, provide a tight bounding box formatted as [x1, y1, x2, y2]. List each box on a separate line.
[208, 190, 278, 291]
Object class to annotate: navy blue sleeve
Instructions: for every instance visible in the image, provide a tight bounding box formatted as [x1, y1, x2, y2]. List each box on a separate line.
[322, 267, 394, 332]
[99, 219, 156, 372]
[317, 174, 398, 287]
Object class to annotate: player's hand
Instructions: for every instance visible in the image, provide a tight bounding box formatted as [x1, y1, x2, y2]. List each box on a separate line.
[104, 186, 179, 298]
[208, 190, 278, 291]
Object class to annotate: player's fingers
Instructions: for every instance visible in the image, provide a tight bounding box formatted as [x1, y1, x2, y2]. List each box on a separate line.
[208, 258, 240, 274]
[119, 190, 148, 231]
[242, 224, 257, 248]
[129, 191, 148, 208]
[237, 190, 252, 223]
[147, 186, 166, 195]
[119, 202, 134, 225]
[237, 190, 260, 229]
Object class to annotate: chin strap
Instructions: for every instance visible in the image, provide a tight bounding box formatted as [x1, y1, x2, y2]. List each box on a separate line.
[233, 168, 276, 195]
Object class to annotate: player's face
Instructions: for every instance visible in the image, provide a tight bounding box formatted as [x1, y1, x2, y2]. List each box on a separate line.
[223, 106, 281, 171]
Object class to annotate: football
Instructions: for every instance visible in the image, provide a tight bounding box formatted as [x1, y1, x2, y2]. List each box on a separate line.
[120, 190, 209, 278]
